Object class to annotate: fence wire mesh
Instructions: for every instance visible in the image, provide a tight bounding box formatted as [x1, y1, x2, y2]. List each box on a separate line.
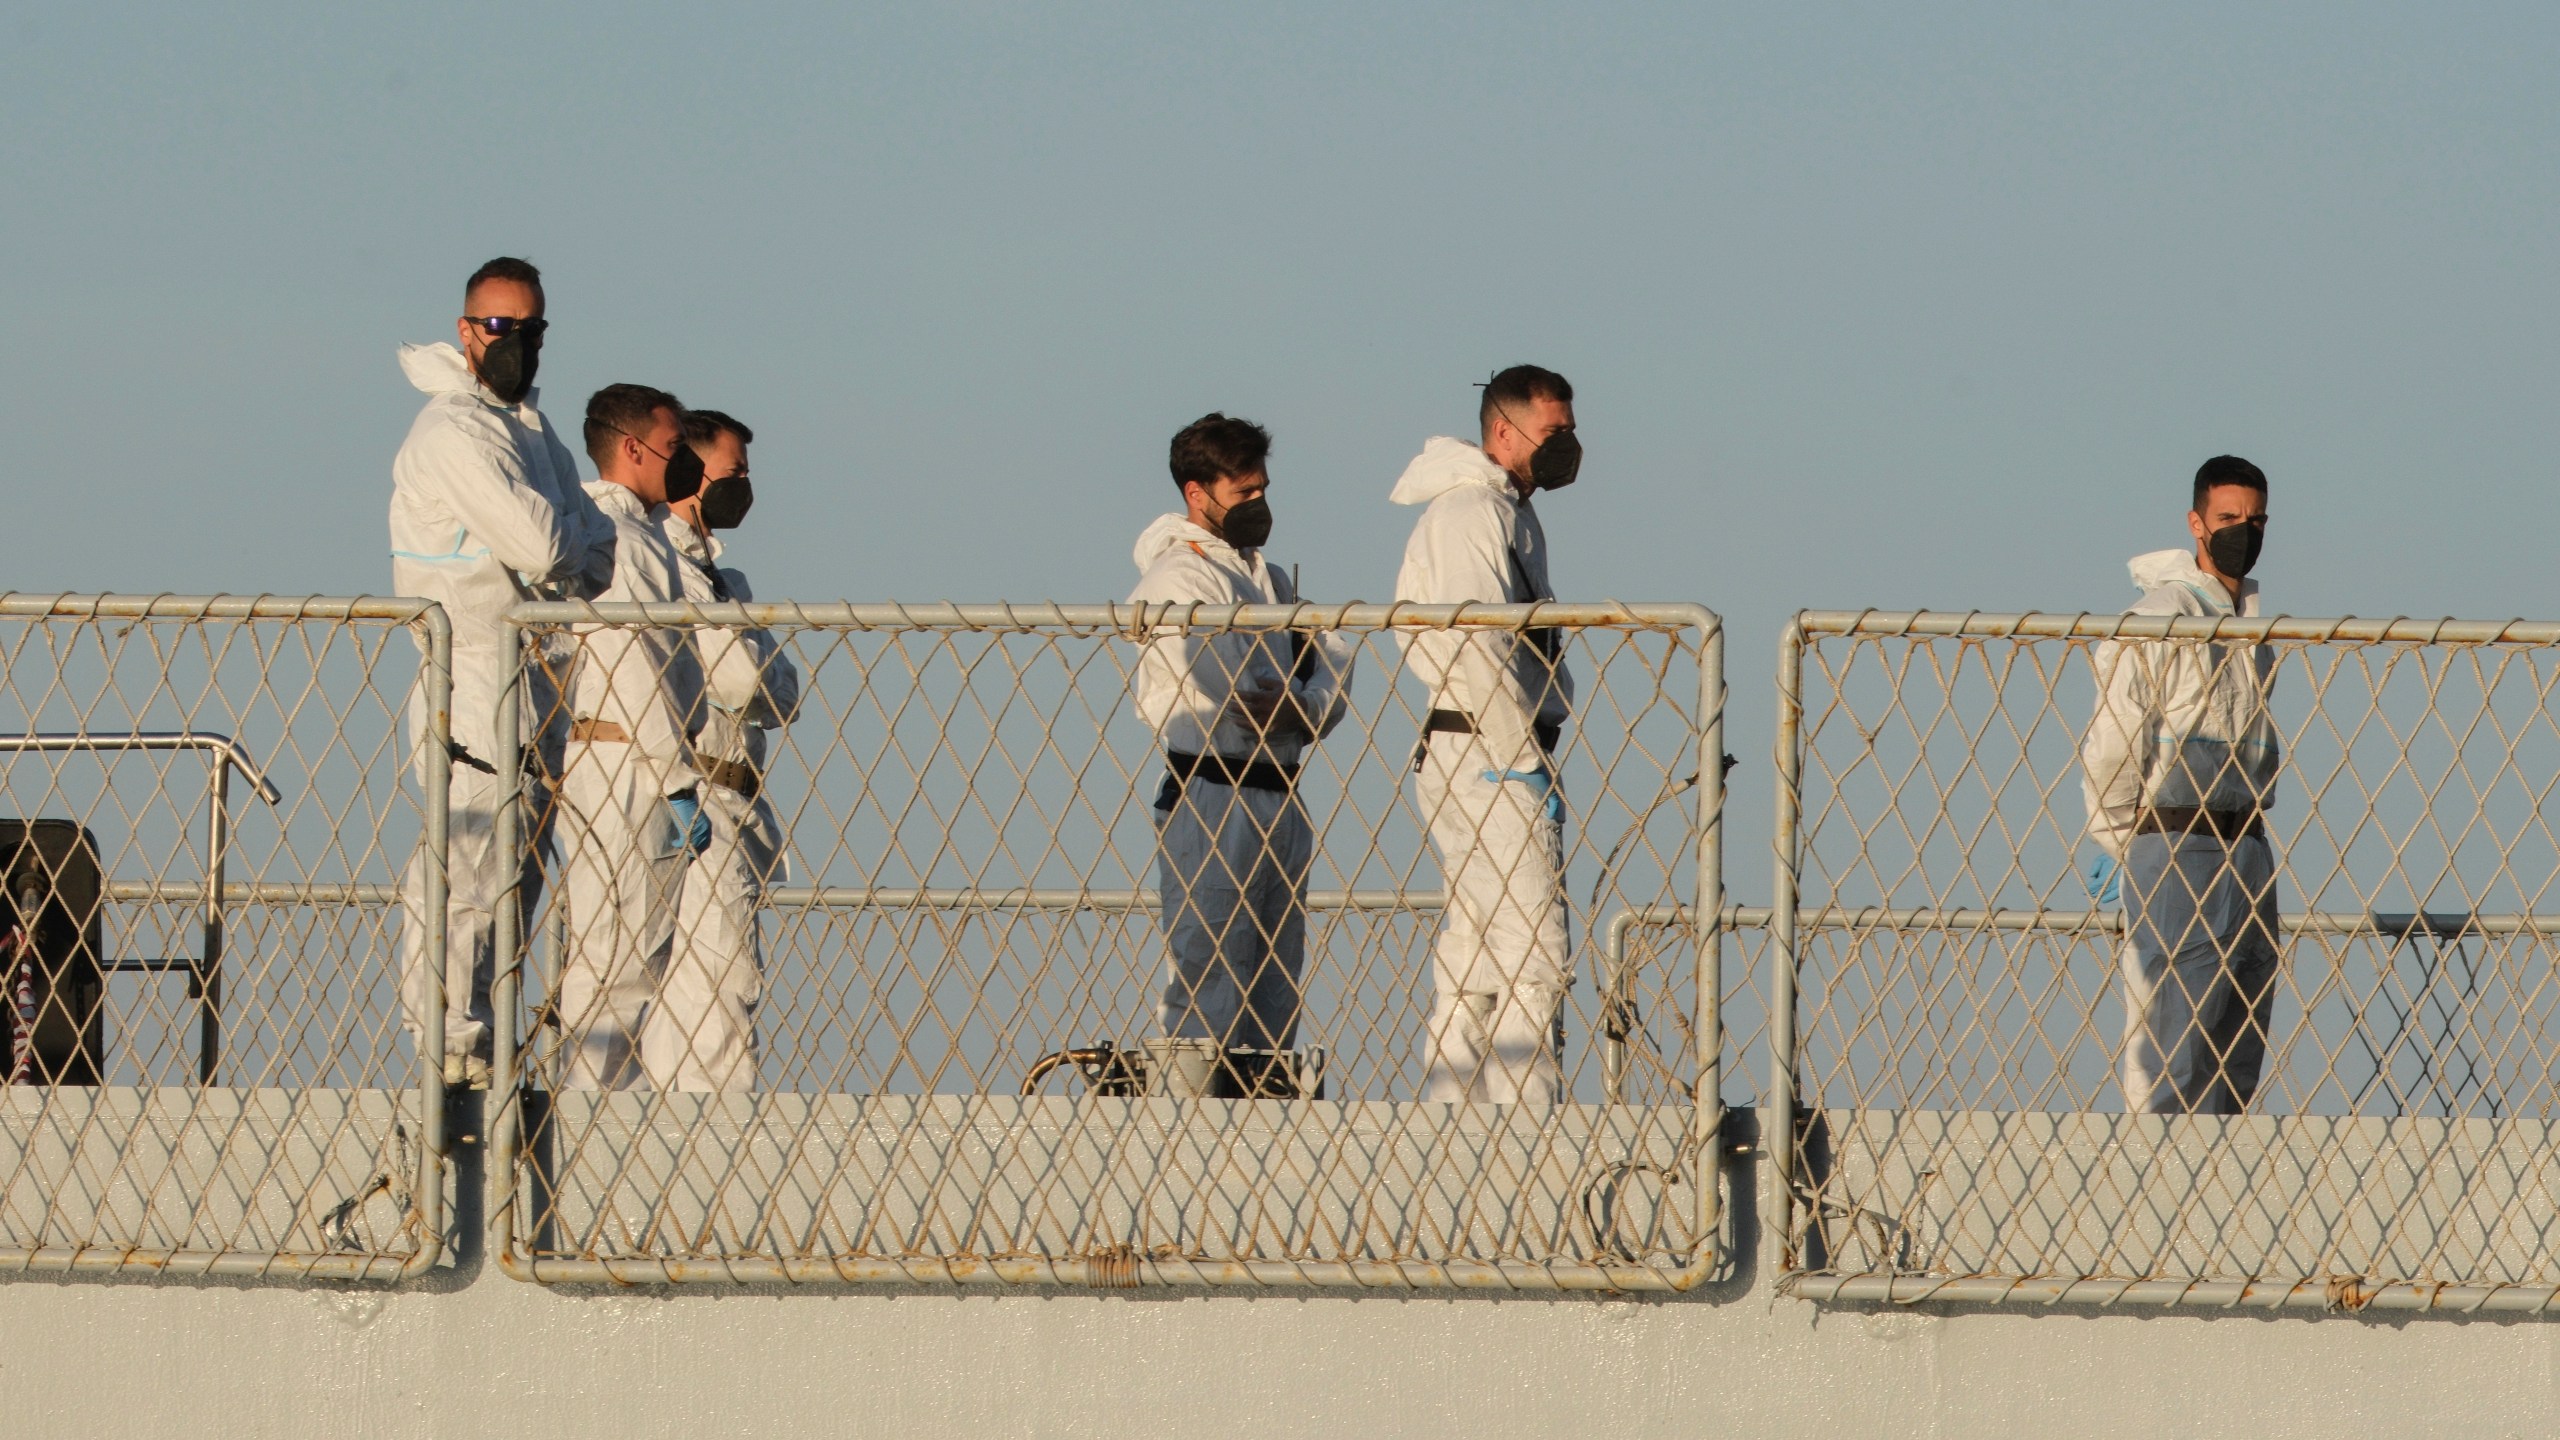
[494, 600, 1721, 1289]
[0, 595, 447, 1278]
[1775, 610, 2560, 1309]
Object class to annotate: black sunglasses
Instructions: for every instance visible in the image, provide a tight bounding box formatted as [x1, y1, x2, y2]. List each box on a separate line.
[463, 316, 549, 339]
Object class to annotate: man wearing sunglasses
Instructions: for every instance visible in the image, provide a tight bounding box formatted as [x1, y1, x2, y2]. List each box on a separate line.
[555, 385, 714, 1090]
[390, 256, 616, 1090]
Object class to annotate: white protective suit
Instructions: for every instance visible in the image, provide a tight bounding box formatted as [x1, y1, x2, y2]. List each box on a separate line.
[1128, 515, 1351, 1059]
[1390, 438, 1575, 1104]
[557, 483, 705, 1089]
[389, 342, 615, 1069]
[663, 519, 800, 1091]
[2081, 547, 2283, 1113]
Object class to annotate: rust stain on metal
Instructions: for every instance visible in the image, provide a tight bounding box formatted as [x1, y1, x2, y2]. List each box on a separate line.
[1083, 1244, 1141, 1288]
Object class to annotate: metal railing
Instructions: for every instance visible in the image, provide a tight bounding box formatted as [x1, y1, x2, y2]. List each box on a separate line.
[537, 885, 1717, 1100]
[493, 600, 1723, 1290]
[0, 595, 448, 1280]
[15, 591, 2560, 1310]
[0, 732, 285, 1083]
[1774, 609, 2560, 1310]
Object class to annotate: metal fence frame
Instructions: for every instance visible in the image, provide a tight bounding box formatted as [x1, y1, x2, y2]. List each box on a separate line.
[489, 599, 1724, 1291]
[1, 732, 285, 1085]
[0, 594, 450, 1281]
[34, 591, 2560, 1301]
[1771, 608, 2560, 1313]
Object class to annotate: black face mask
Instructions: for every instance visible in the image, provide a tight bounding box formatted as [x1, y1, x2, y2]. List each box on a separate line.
[1527, 426, 1582, 491]
[662, 442, 705, 505]
[1215, 496, 1273, 549]
[2206, 519, 2264, 579]
[475, 331, 539, 406]
[698, 475, 755, 530]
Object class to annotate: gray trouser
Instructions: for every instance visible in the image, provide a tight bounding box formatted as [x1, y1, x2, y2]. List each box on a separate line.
[2118, 831, 2282, 1114]
[1153, 778, 1311, 1052]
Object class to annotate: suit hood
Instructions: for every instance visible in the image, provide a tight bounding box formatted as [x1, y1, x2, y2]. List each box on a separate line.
[2128, 547, 2256, 611]
[1390, 437, 1516, 507]
[399, 341, 532, 406]
[1133, 513, 1231, 572]
[2128, 549, 2211, 591]
[399, 341, 480, 395]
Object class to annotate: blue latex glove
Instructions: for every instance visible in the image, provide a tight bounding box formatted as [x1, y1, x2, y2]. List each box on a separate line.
[1482, 768, 1566, 824]
[668, 791, 713, 857]
[2083, 856, 2120, 906]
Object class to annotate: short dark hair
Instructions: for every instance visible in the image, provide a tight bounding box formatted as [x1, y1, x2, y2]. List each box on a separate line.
[465, 256, 544, 308]
[2192, 455, 2268, 512]
[584, 384, 683, 469]
[1168, 413, 1272, 491]
[681, 409, 754, 449]
[1479, 365, 1574, 436]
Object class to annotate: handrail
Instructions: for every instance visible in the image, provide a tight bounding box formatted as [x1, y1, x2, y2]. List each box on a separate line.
[100, 882, 401, 904]
[0, 730, 285, 1083]
[506, 599, 1720, 634]
[0, 732, 284, 806]
[1710, 906, 2560, 936]
[1794, 609, 2560, 645]
[0, 593, 437, 626]
[759, 886, 1438, 912]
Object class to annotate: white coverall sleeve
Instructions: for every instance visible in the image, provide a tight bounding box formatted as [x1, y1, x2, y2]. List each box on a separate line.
[1128, 554, 1239, 746]
[419, 409, 582, 583]
[2079, 637, 2153, 860]
[1431, 501, 1544, 770]
[741, 629, 801, 728]
[1132, 632, 1214, 740]
[544, 428, 618, 599]
[698, 571, 800, 727]
[1273, 568, 1353, 741]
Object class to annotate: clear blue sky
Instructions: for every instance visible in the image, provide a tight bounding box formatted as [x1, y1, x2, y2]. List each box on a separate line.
[4, 2, 2555, 779]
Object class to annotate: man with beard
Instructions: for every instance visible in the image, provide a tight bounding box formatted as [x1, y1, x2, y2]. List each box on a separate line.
[1389, 365, 1581, 1105]
[1128, 413, 1351, 1098]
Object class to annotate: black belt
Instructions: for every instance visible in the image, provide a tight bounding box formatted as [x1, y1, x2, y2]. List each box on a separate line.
[699, 757, 761, 800]
[1421, 709, 1564, 755]
[2135, 807, 2266, 841]
[1156, 750, 1299, 808]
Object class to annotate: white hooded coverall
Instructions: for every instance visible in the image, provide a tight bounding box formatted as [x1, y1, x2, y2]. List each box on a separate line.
[557, 483, 705, 1090]
[663, 520, 800, 1091]
[1128, 516, 1351, 1057]
[389, 342, 615, 1067]
[1390, 438, 1575, 1104]
[2081, 548, 2283, 1114]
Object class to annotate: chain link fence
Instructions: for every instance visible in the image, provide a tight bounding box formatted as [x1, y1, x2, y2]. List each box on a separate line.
[491, 600, 1722, 1289]
[16, 589, 2560, 1308]
[0, 595, 448, 1278]
[1773, 610, 2560, 1310]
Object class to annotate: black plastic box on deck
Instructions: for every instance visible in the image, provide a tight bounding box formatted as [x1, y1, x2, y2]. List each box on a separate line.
[0, 821, 104, 1085]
